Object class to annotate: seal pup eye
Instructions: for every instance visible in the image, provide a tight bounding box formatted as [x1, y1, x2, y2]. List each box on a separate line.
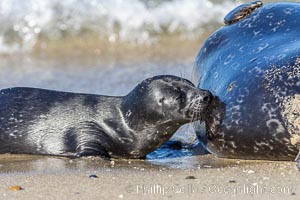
[175, 92, 186, 102]
[173, 86, 187, 102]
[159, 97, 165, 104]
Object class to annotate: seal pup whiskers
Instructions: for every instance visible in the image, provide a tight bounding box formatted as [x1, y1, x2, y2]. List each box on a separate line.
[0, 75, 212, 158]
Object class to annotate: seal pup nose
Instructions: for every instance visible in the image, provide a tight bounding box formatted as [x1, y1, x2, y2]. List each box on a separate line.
[198, 90, 212, 104]
[189, 90, 212, 113]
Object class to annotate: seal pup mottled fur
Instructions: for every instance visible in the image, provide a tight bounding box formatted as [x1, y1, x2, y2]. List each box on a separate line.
[0, 75, 212, 158]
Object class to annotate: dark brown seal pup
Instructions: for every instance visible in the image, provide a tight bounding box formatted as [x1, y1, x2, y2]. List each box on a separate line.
[0, 75, 212, 158]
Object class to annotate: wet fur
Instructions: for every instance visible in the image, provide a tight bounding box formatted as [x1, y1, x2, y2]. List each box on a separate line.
[0, 75, 212, 158]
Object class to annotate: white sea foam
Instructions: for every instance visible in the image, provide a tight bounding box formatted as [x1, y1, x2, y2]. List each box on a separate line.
[0, 0, 237, 53]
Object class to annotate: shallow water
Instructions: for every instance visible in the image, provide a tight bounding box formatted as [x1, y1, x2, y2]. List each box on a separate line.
[0, 0, 236, 53]
[0, 0, 289, 54]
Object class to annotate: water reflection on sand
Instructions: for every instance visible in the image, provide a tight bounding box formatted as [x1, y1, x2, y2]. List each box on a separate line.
[0, 153, 271, 175]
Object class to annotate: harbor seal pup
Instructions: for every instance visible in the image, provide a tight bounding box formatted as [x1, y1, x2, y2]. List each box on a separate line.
[0, 75, 212, 158]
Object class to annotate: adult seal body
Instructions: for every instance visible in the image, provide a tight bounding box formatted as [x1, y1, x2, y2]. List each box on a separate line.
[193, 2, 300, 160]
[0, 75, 212, 158]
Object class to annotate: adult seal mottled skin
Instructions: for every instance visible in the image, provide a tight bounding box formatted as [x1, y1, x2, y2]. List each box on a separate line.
[0, 75, 212, 158]
[193, 1, 300, 161]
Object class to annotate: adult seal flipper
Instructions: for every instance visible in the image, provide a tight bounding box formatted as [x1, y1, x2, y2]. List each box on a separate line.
[193, 2, 300, 161]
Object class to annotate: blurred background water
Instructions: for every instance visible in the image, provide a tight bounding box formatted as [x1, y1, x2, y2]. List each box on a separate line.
[0, 0, 286, 58]
[0, 0, 295, 164]
[0, 0, 238, 54]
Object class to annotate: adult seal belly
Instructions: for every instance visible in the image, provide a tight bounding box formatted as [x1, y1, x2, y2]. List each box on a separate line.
[0, 75, 212, 158]
[192, 2, 300, 161]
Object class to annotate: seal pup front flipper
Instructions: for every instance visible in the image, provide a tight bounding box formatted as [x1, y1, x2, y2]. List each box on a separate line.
[60, 121, 111, 158]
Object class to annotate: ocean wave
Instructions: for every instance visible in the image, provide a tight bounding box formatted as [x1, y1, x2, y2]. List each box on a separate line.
[0, 0, 237, 53]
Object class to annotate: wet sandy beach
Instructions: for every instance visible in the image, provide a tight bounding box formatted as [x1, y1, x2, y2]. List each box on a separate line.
[0, 154, 299, 200]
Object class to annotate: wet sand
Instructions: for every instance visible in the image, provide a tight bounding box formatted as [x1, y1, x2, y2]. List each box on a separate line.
[0, 154, 299, 200]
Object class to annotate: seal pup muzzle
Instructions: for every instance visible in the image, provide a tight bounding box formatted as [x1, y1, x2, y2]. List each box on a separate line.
[0, 75, 212, 158]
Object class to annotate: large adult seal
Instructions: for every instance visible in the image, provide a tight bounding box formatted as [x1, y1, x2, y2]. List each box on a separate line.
[193, 1, 300, 161]
[0, 75, 212, 158]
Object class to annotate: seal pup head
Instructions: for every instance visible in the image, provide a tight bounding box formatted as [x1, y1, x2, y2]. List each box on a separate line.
[122, 75, 213, 129]
[116, 75, 214, 158]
